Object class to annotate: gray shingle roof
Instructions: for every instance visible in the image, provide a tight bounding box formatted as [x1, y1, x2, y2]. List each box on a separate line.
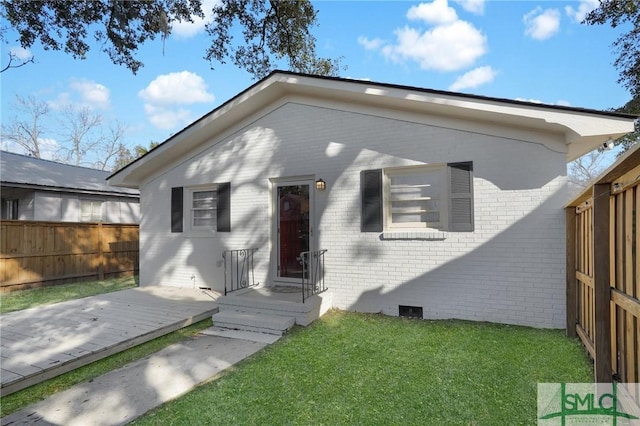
[0, 151, 139, 196]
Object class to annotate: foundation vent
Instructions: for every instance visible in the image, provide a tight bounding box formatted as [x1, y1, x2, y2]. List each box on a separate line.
[399, 305, 423, 319]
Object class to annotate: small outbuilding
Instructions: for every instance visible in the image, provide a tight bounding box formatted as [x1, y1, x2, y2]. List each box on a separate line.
[1, 151, 139, 224]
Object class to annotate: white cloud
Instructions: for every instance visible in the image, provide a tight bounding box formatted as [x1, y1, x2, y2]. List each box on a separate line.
[139, 71, 215, 130]
[143, 104, 193, 130]
[357, 36, 384, 51]
[454, 0, 485, 15]
[565, 0, 599, 23]
[171, 0, 219, 38]
[47, 92, 72, 111]
[9, 46, 33, 60]
[524, 7, 561, 41]
[69, 79, 111, 109]
[407, 0, 458, 25]
[38, 138, 61, 160]
[1, 137, 60, 160]
[449, 66, 496, 91]
[382, 21, 487, 71]
[46, 79, 110, 111]
[361, 1, 487, 72]
[139, 71, 214, 106]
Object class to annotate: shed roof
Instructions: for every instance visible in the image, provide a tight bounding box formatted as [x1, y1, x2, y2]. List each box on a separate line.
[109, 70, 637, 189]
[0, 151, 139, 197]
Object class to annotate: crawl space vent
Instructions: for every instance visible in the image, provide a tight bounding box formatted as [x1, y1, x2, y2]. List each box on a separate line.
[399, 305, 423, 319]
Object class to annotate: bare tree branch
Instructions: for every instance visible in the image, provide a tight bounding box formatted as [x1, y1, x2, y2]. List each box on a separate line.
[0, 95, 49, 157]
[0, 51, 35, 73]
[58, 105, 105, 167]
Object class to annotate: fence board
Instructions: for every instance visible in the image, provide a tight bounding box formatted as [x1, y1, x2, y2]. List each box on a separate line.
[0, 221, 138, 291]
[567, 146, 639, 406]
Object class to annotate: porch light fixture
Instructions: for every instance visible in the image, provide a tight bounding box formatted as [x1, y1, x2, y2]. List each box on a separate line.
[315, 178, 326, 191]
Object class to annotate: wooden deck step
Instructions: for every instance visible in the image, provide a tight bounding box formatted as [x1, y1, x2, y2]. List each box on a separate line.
[211, 310, 295, 335]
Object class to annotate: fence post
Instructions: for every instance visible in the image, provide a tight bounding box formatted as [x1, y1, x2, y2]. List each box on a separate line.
[566, 207, 577, 338]
[593, 183, 612, 382]
[98, 223, 105, 281]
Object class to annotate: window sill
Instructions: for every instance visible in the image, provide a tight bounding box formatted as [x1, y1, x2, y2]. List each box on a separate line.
[379, 230, 448, 241]
[183, 228, 217, 238]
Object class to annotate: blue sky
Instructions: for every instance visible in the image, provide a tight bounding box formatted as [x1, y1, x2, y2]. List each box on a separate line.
[0, 0, 632, 165]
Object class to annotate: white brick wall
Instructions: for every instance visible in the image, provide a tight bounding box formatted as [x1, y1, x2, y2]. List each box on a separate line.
[139, 101, 567, 328]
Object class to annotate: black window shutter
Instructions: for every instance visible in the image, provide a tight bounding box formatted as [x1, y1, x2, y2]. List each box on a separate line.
[448, 162, 474, 232]
[171, 187, 183, 233]
[216, 182, 231, 232]
[361, 169, 383, 232]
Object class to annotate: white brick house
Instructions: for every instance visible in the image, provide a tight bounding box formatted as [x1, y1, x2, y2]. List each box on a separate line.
[109, 71, 635, 328]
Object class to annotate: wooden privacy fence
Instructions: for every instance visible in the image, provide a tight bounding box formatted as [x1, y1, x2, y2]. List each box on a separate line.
[566, 145, 639, 409]
[1, 221, 139, 291]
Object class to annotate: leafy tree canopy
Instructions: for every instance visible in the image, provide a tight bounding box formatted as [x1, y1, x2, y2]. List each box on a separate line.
[584, 1, 639, 152]
[585, 1, 640, 97]
[112, 141, 160, 172]
[0, 0, 341, 78]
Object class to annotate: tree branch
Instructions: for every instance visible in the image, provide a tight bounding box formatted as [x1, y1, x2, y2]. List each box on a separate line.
[1, 52, 35, 73]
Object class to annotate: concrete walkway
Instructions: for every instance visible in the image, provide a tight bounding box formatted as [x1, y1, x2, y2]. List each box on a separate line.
[1, 286, 220, 396]
[1, 328, 278, 425]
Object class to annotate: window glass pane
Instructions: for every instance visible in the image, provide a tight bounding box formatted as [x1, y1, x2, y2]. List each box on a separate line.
[192, 191, 215, 209]
[194, 217, 216, 227]
[194, 210, 215, 219]
[190, 189, 216, 228]
[81, 202, 92, 215]
[91, 202, 100, 220]
[81, 200, 102, 221]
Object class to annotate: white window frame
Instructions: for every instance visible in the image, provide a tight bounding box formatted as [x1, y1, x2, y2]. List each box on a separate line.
[384, 164, 449, 230]
[80, 200, 103, 222]
[187, 185, 217, 232]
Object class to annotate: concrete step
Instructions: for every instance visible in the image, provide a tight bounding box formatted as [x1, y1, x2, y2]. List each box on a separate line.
[211, 310, 295, 336]
[217, 288, 333, 326]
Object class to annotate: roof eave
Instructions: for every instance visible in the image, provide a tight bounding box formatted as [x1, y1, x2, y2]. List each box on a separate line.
[1, 181, 140, 197]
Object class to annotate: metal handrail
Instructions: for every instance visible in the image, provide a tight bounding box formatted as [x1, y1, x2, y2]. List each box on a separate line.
[222, 248, 258, 295]
[300, 249, 328, 303]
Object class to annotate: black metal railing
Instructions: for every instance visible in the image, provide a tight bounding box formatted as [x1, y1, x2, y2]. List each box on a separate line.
[223, 248, 258, 295]
[300, 249, 327, 303]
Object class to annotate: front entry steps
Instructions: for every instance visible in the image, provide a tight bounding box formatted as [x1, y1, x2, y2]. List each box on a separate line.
[211, 310, 295, 336]
[211, 286, 333, 336]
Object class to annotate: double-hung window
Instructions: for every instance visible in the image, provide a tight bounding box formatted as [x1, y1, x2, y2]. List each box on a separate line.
[362, 162, 473, 233]
[190, 187, 217, 230]
[81, 200, 102, 222]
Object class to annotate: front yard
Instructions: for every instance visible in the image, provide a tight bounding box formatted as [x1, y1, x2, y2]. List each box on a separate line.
[134, 310, 593, 425]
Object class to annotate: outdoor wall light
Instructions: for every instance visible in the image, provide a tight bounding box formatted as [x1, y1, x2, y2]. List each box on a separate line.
[315, 178, 326, 191]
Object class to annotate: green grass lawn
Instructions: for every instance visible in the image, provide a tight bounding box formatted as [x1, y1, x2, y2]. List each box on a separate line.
[0, 275, 138, 314]
[134, 310, 593, 425]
